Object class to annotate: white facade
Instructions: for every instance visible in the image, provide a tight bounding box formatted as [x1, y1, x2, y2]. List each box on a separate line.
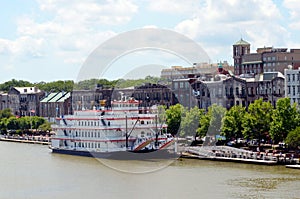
[284, 67, 300, 106]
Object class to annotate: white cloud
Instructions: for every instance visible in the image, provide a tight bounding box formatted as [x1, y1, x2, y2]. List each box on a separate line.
[147, 0, 200, 15]
[283, 0, 300, 30]
[1, 0, 138, 66]
[174, 0, 287, 62]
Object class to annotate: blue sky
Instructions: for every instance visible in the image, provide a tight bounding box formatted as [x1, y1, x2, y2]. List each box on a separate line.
[0, 0, 299, 83]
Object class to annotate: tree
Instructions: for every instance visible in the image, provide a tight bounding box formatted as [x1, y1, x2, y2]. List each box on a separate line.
[0, 108, 13, 119]
[18, 117, 31, 131]
[285, 127, 300, 149]
[165, 104, 184, 136]
[31, 116, 46, 130]
[242, 99, 273, 142]
[207, 104, 226, 136]
[0, 79, 32, 92]
[221, 105, 246, 140]
[6, 117, 20, 131]
[198, 104, 226, 145]
[270, 98, 299, 143]
[38, 122, 52, 133]
[180, 106, 205, 138]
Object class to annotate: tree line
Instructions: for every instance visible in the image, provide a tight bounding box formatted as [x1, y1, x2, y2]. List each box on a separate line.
[0, 76, 166, 92]
[0, 109, 51, 135]
[164, 98, 300, 149]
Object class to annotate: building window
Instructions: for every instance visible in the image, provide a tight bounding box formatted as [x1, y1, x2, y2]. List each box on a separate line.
[287, 74, 290, 82]
[292, 74, 295, 81]
[293, 86, 296, 96]
[288, 86, 291, 94]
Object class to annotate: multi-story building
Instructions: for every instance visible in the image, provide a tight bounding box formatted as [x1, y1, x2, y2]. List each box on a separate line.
[40, 92, 72, 120]
[284, 66, 300, 106]
[172, 72, 285, 110]
[6, 87, 44, 116]
[233, 38, 300, 76]
[161, 61, 232, 81]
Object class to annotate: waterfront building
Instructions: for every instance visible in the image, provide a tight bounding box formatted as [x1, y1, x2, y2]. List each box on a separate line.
[131, 83, 177, 108]
[40, 92, 72, 120]
[173, 72, 285, 110]
[284, 66, 300, 106]
[5, 87, 44, 116]
[161, 61, 232, 81]
[233, 38, 300, 76]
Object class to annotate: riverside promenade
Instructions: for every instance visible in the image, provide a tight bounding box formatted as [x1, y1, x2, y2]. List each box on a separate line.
[184, 146, 300, 165]
[0, 135, 50, 145]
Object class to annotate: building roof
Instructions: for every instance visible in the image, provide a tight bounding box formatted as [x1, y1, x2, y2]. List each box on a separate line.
[57, 93, 71, 102]
[14, 87, 41, 94]
[48, 92, 65, 103]
[253, 72, 285, 81]
[234, 38, 250, 46]
[40, 92, 59, 103]
[40, 92, 70, 103]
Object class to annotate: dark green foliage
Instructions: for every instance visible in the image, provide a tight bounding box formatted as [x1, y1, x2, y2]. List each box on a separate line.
[0, 79, 33, 92]
[165, 104, 183, 136]
[0, 109, 13, 119]
[242, 99, 273, 141]
[180, 106, 205, 138]
[285, 127, 300, 149]
[221, 105, 246, 140]
[270, 98, 300, 143]
[35, 80, 74, 92]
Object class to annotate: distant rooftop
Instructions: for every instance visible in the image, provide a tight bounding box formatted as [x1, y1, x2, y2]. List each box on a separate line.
[14, 87, 41, 94]
[234, 38, 250, 46]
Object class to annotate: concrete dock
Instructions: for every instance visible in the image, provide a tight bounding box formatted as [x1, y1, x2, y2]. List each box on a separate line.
[286, 165, 300, 169]
[0, 137, 49, 145]
[183, 146, 298, 165]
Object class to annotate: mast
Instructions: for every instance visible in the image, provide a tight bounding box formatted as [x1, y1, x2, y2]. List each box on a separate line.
[155, 115, 158, 148]
[125, 115, 128, 149]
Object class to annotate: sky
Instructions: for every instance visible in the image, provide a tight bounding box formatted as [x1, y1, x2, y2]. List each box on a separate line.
[0, 0, 299, 83]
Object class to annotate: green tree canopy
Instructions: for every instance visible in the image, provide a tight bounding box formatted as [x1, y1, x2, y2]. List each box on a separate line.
[0, 108, 13, 119]
[197, 104, 226, 143]
[0, 79, 33, 92]
[180, 106, 205, 138]
[285, 126, 300, 149]
[165, 103, 184, 136]
[270, 98, 300, 143]
[242, 99, 273, 141]
[221, 105, 246, 140]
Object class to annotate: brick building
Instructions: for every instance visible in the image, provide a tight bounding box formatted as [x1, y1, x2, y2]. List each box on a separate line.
[233, 38, 300, 76]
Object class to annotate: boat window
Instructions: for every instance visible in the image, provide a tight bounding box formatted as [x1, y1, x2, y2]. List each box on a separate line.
[141, 121, 144, 125]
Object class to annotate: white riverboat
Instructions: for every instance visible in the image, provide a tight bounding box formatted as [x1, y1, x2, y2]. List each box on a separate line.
[50, 98, 176, 160]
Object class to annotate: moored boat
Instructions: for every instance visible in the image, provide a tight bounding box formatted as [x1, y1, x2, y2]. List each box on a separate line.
[50, 97, 177, 160]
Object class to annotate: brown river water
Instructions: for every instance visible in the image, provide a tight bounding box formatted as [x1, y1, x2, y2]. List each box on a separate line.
[0, 141, 299, 199]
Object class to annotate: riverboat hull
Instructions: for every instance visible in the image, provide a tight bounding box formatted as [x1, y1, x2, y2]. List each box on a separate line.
[51, 147, 178, 160]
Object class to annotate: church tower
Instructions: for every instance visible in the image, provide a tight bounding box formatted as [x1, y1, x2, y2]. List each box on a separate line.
[233, 38, 250, 75]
